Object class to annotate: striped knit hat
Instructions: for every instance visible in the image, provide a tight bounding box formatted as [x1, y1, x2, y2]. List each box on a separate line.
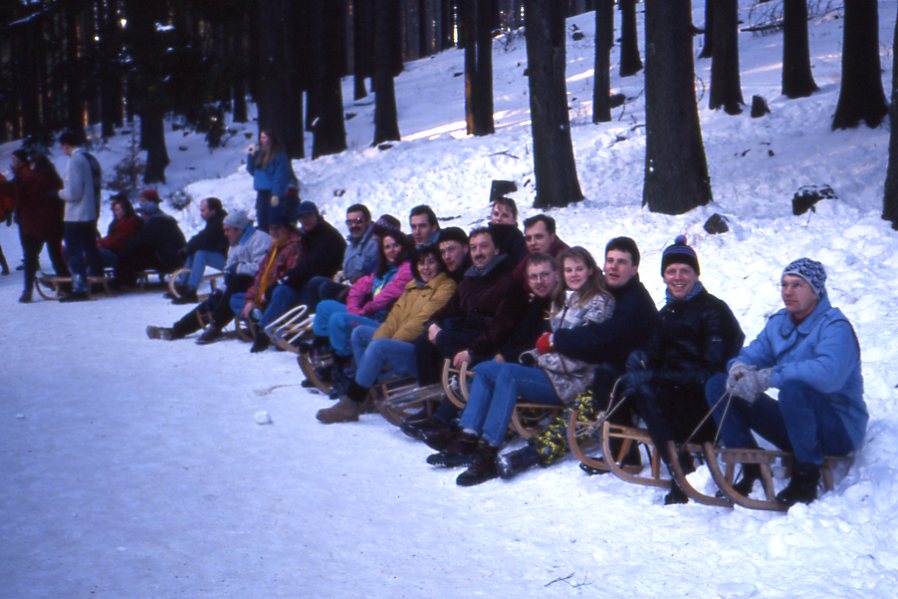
[782, 257, 827, 298]
[661, 235, 700, 275]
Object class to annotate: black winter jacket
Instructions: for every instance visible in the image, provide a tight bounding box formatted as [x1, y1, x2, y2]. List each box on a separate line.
[185, 212, 228, 257]
[283, 219, 347, 290]
[552, 274, 658, 368]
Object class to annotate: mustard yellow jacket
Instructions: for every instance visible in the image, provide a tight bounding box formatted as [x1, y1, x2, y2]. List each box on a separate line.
[373, 273, 457, 343]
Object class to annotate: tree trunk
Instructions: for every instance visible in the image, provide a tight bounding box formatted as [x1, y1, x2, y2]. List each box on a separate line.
[257, 0, 304, 158]
[524, 0, 583, 209]
[781, 0, 818, 98]
[593, 0, 613, 123]
[882, 7, 898, 229]
[98, 0, 123, 138]
[311, 0, 348, 158]
[463, 0, 495, 136]
[618, 0, 642, 76]
[709, 0, 743, 114]
[373, 0, 401, 144]
[832, 0, 888, 129]
[643, 0, 712, 214]
[64, 4, 84, 132]
[141, 108, 170, 184]
[699, 0, 714, 59]
[353, 0, 374, 100]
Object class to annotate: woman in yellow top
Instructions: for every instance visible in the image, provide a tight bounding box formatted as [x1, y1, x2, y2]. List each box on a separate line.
[317, 245, 456, 423]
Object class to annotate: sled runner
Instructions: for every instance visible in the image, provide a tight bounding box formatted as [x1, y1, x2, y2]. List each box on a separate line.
[166, 267, 223, 300]
[374, 378, 442, 426]
[35, 272, 111, 300]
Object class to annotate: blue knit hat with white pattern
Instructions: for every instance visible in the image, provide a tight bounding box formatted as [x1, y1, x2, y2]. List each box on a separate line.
[782, 257, 827, 298]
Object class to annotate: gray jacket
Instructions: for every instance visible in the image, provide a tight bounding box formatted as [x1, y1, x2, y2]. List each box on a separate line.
[225, 226, 272, 279]
[59, 148, 98, 222]
[343, 226, 379, 283]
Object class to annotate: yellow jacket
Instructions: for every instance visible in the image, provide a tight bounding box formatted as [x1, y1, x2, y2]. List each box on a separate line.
[374, 273, 457, 343]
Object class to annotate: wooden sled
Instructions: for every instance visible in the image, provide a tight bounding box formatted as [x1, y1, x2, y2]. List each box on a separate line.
[666, 441, 733, 508]
[166, 267, 223, 301]
[702, 443, 853, 512]
[600, 420, 667, 488]
[442, 359, 470, 410]
[266, 304, 313, 355]
[35, 272, 111, 300]
[374, 379, 442, 427]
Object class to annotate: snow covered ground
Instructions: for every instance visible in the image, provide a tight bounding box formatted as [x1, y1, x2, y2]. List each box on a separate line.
[3, 2, 898, 597]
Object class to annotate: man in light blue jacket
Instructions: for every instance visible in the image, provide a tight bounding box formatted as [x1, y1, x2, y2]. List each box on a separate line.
[705, 258, 867, 507]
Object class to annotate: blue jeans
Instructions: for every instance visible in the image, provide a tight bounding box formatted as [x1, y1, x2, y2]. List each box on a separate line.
[312, 300, 381, 357]
[260, 284, 302, 329]
[352, 327, 418, 388]
[705, 374, 856, 466]
[64, 221, 102, 291]
[459, 360, 562, 447]
[179, 249, 226, 290]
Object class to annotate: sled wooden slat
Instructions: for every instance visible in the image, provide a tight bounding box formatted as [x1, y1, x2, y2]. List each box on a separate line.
[600, 420, 667, 488]
[666, 441, 733, 508]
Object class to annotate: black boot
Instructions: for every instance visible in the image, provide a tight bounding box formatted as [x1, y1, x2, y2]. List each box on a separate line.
[250, 333, 270, 353]
[664, 481, 689, 505]
[426, 430, 479, 467]
[328, 355, 354, 398]
[776, 464, 820, 507]
[457, 443, 500, 486]
[732, 464, 763, 496]
[496, 446, 541, 479]
[346, 380, 370, 404]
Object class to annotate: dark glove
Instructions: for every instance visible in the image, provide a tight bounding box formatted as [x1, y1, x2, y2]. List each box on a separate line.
[619, 369, 653, 398]
[625, 350, 650, 372]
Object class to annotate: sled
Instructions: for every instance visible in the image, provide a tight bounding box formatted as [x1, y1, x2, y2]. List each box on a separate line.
[266, 304, 313, 354]
[666, 441, 733, 508]
[442, 359, 471, 409]
[35, 272, 111, 300]
[166, 266, 223, 300]
[374, 378, 442, 427]
[600, 420, 667, 488]
[702, 444, 853, 512]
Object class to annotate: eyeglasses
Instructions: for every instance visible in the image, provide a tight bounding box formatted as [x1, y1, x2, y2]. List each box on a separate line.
[345, 217, 366, 226]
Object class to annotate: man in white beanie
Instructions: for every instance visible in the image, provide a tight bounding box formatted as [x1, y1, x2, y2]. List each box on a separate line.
[705, 257, 868, 507]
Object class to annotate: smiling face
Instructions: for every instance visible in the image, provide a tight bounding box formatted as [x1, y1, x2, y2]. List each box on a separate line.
[417, 253, 441, 283]
[382, 235, 403, 264]
[781, 274, 818, 323]
[438, 240, 468, 273]
[603, 249, 638, 290]
[563, 256, 593, 292]
[410, 214, 436, 246]
[524, 220, 555, 255]
[663, 263, 698, 300]
[469, 232, 498, 270]
[345, 210, 369, 240]
[527, 261, 559, 299]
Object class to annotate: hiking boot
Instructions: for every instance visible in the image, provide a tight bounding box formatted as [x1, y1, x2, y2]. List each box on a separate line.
[719, 463, 763, 498]
[250, 334, 270, 353]
[172, 289, 198, 305]
[59, 291, 89, 303]
[196, 325, 223, 345]
[316, 397, 361, 424]
[776, 464, 820, 507]
[426, 431, 479, 466]
[457, 444, 500, 486]
[664, 481, 689, 505]
[422, 425, 459, 452]
[402, 416, 446, 442]
[497, 446, 541, 480]
[146, 325, 175, 340]
[18, 291, 32, 303]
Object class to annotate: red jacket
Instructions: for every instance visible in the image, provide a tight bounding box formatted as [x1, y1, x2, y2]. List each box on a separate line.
[246, 231, 302, 305]
[6, 168, 64, 240]
[98, 216, 143, 252]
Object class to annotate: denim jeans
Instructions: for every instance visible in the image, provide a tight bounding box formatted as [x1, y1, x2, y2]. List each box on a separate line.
[352, 328, 418, 389]
[260, 284, 302, 329]
[64, 221, 102, 291]
[459, 360, 562, 447]
[705, 374, 856, 466]
[179, 249, 226, 290]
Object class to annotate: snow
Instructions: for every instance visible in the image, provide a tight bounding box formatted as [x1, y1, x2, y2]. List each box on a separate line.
[3, 2, 898, 596]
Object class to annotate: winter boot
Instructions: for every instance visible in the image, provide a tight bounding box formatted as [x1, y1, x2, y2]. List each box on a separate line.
[664, 481, 689, 505]
[250, 332, 270, 353]
[497, 446, 541, 480]
[316, 396, 361, 424]
[196, 324, 223, 345]
[172, 288, 199, 305]
[19, 290, 33, 303]
[723, 463, 763, 497]
[457, 443, 500, 486]
[776, 463, 820, 507]
[146, 325, 175, 340]
[426, 430, 479, 467]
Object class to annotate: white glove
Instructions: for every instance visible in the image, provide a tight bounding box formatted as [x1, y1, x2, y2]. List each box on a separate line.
[725, 362, 756, 394]
[730, 368, 773, 404]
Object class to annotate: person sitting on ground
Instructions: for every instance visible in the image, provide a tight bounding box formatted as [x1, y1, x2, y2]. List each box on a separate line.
[436, 227, 471, 282]
[487, 196, 527, 269]
[409, 204, 441, 248]
[512, 214, 569, 288]
[114, 190, 186, 288]
[231, 207, 302, 351]
[316, 245, 458, 423]
[146, 210, 272, 343]
[705, 258, 867, 507]
[619, 236, 744, 505]
[404, 226, 530, 439]
[425, 247, 615, 487]
[308, 227, 414, 391]
[97, 194, 142, 269]
[0, 149, 68, 302]
[248, 201, 346, 352]
[172, 197, 229, 304]
[522, 237, 660, 475]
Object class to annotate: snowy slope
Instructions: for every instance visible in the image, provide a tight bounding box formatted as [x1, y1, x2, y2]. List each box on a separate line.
[3, 1, 898, 597]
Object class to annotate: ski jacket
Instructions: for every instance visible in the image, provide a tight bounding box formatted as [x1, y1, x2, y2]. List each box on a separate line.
[495, 294, 554, 363]
[5, 167, 64, 240]
[342, 225, 379, 283]
[281, 219, 346, 291]
[59, 148, 98, 222]
[246, 231, 302, 305]
[734, 295, 868, 449]
[346, 260, 413, 319]
[224, 226, 272, 279]
[185, 211, 229, 257]
[374, 273, 457, 343]
[247, 150, 297, 197]
[98, 215, 142, 253]
[120, 212, 187, 273]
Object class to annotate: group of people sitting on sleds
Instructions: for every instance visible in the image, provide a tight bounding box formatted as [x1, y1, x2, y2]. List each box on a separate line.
[143, 191, 867, 509]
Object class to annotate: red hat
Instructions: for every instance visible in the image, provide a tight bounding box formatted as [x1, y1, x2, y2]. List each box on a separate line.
[140, 189, 161, 203]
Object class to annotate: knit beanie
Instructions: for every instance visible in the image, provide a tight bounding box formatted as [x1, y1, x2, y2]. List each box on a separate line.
[224, 210, 251, 230]
[661, 235, 700, 275]
[782, 257, 827, 298]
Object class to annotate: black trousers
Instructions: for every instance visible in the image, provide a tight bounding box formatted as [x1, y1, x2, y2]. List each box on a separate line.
[172, 274, 254, 337]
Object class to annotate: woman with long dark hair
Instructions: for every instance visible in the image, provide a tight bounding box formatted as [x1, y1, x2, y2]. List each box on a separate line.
[97, 194, 142, 268]
[246, 129, 298, 232]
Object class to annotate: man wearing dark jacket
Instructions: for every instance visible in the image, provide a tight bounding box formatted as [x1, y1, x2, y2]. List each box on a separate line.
[252, 201, 346, 351]
[619, 236, 744, 504]
[114, 192, 186, 288]
[173, 197, 229, 303]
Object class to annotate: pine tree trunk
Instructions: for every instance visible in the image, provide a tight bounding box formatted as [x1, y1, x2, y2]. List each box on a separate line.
[524, 0, 583, 209]
[618, 0, 642, 76]
[643, 0, 712, 215]
[257, 0, 304, 158]
[593, 0, 613, 123]
[463, 0, 495, 136]
[141, 108, 170, 184]
[353, 0, 374, 100]
[373, 0, 401, 144]
[311, 0, 348, 158]
[781, 0, 818, 98]
[832, 0, 888, 129]
[709, 0, 743, 114]
[882, 7, 898, 229]
[64, 4, 84, 132]
[699, 0, 714, 59]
